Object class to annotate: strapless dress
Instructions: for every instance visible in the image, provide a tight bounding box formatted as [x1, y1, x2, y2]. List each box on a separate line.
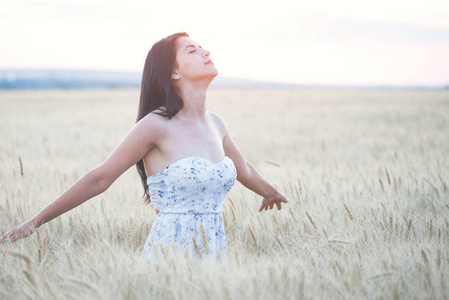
[140, 156, 236, 260]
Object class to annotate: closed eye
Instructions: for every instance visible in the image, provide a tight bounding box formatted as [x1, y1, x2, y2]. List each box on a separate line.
[185, 44, 202, 53]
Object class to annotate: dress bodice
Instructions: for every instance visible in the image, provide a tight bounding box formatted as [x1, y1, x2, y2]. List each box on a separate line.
[142, 156, 236, 260]
[146, 156, 237, 214]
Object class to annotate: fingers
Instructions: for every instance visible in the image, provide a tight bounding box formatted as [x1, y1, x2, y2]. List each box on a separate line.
[5, 232, 20, 243]
[277, 196, 288, 209]
[276, 202, 282, 210]
[259, 200, 274, 212]
[1, 223, 35, 244]
[278, 193, 289, 203]
[259, 198, 267, 212]
[258, 195, 290, 212]
[259, 199, 265, 212]
[0, 231, 13, 244]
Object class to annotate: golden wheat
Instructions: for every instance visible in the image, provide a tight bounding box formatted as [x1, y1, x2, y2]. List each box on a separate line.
[0, 88, 448, 299]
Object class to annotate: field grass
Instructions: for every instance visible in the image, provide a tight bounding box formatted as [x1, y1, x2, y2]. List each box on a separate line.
[0, 88, 448, 299]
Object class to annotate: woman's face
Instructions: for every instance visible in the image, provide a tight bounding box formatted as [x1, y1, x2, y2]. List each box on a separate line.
[172, 37, 218, 83]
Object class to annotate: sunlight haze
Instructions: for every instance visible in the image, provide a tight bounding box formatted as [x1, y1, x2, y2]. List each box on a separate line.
[1, 0, 448, 87]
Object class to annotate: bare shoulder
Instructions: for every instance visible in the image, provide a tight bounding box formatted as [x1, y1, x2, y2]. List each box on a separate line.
[207, 111, 228, 136]
[139, 111, 169, 126]
[135, 111, 169, 138]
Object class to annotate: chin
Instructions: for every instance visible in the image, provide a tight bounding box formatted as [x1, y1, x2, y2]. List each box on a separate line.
[211, 67, 219, 78]
[205, 68, 219, 80]
[201, 72, 218, 87]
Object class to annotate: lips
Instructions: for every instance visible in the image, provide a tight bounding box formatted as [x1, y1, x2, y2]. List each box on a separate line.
[205, 59, 214, 65]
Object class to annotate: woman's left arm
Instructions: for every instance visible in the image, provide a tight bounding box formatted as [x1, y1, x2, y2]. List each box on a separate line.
[222, 126, 288, 212]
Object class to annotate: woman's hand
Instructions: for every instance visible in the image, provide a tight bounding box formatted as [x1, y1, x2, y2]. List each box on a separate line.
[0, 220, 37, 244]
[259, 193, 289, 212]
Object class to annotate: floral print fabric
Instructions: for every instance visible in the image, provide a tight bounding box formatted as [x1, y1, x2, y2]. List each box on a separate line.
[141, 156, 236, 261]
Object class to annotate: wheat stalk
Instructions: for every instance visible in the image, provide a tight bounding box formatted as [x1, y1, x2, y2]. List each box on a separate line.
[192, 236, 202, 259]
[343, 203, 354, 222]
[247, 225, 258, 248]
[198, 224, 209, 255]
[306, 211, 316, 230]
[18, 156, 27, 220]
[68, 278, 101, 298]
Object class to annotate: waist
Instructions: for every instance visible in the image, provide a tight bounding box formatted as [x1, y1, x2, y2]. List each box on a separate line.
[158, 211, 222, 215]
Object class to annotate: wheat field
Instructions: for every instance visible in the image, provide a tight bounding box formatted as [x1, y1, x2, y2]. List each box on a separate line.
[0, 88, 448, 299]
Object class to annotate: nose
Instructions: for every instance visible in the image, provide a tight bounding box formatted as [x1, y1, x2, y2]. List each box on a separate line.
[202, 49, 210, 57]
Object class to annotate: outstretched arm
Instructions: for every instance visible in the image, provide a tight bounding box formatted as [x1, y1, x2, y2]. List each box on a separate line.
[222, 126, 288, 212]
[1, 114, 160, 243]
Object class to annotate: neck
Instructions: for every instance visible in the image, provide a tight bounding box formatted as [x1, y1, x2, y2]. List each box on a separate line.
[176, 81, 210, 120]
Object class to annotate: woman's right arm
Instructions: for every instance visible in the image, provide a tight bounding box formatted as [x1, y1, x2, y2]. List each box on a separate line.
[1, 113, 163, 243]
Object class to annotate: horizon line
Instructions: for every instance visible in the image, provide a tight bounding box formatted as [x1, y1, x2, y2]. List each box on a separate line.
[0, 68, 447, 90]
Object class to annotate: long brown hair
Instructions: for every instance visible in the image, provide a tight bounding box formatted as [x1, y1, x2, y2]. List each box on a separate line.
[136, 32, 188, 203]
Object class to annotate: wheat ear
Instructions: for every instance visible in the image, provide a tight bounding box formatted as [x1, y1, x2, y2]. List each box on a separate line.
[199, 224, 209, 255]
[19, 156, 27, 219]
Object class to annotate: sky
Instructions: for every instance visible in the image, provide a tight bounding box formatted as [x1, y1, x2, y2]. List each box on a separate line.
[1, 0, 449, 87]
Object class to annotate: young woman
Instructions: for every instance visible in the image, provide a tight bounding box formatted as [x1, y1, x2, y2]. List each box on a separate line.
[1, 32, 288, 259]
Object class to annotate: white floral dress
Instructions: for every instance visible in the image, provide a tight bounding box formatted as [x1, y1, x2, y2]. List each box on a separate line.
[141, 156, 236, 260]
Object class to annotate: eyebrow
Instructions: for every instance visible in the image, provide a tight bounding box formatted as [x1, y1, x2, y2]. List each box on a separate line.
[184, 44, 202, 51]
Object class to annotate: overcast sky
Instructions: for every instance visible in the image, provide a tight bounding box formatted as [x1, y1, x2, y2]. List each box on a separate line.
[1, 0, 448, 86]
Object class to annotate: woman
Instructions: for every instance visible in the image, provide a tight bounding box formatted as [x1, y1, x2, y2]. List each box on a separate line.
[0, 32, 288, 259]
